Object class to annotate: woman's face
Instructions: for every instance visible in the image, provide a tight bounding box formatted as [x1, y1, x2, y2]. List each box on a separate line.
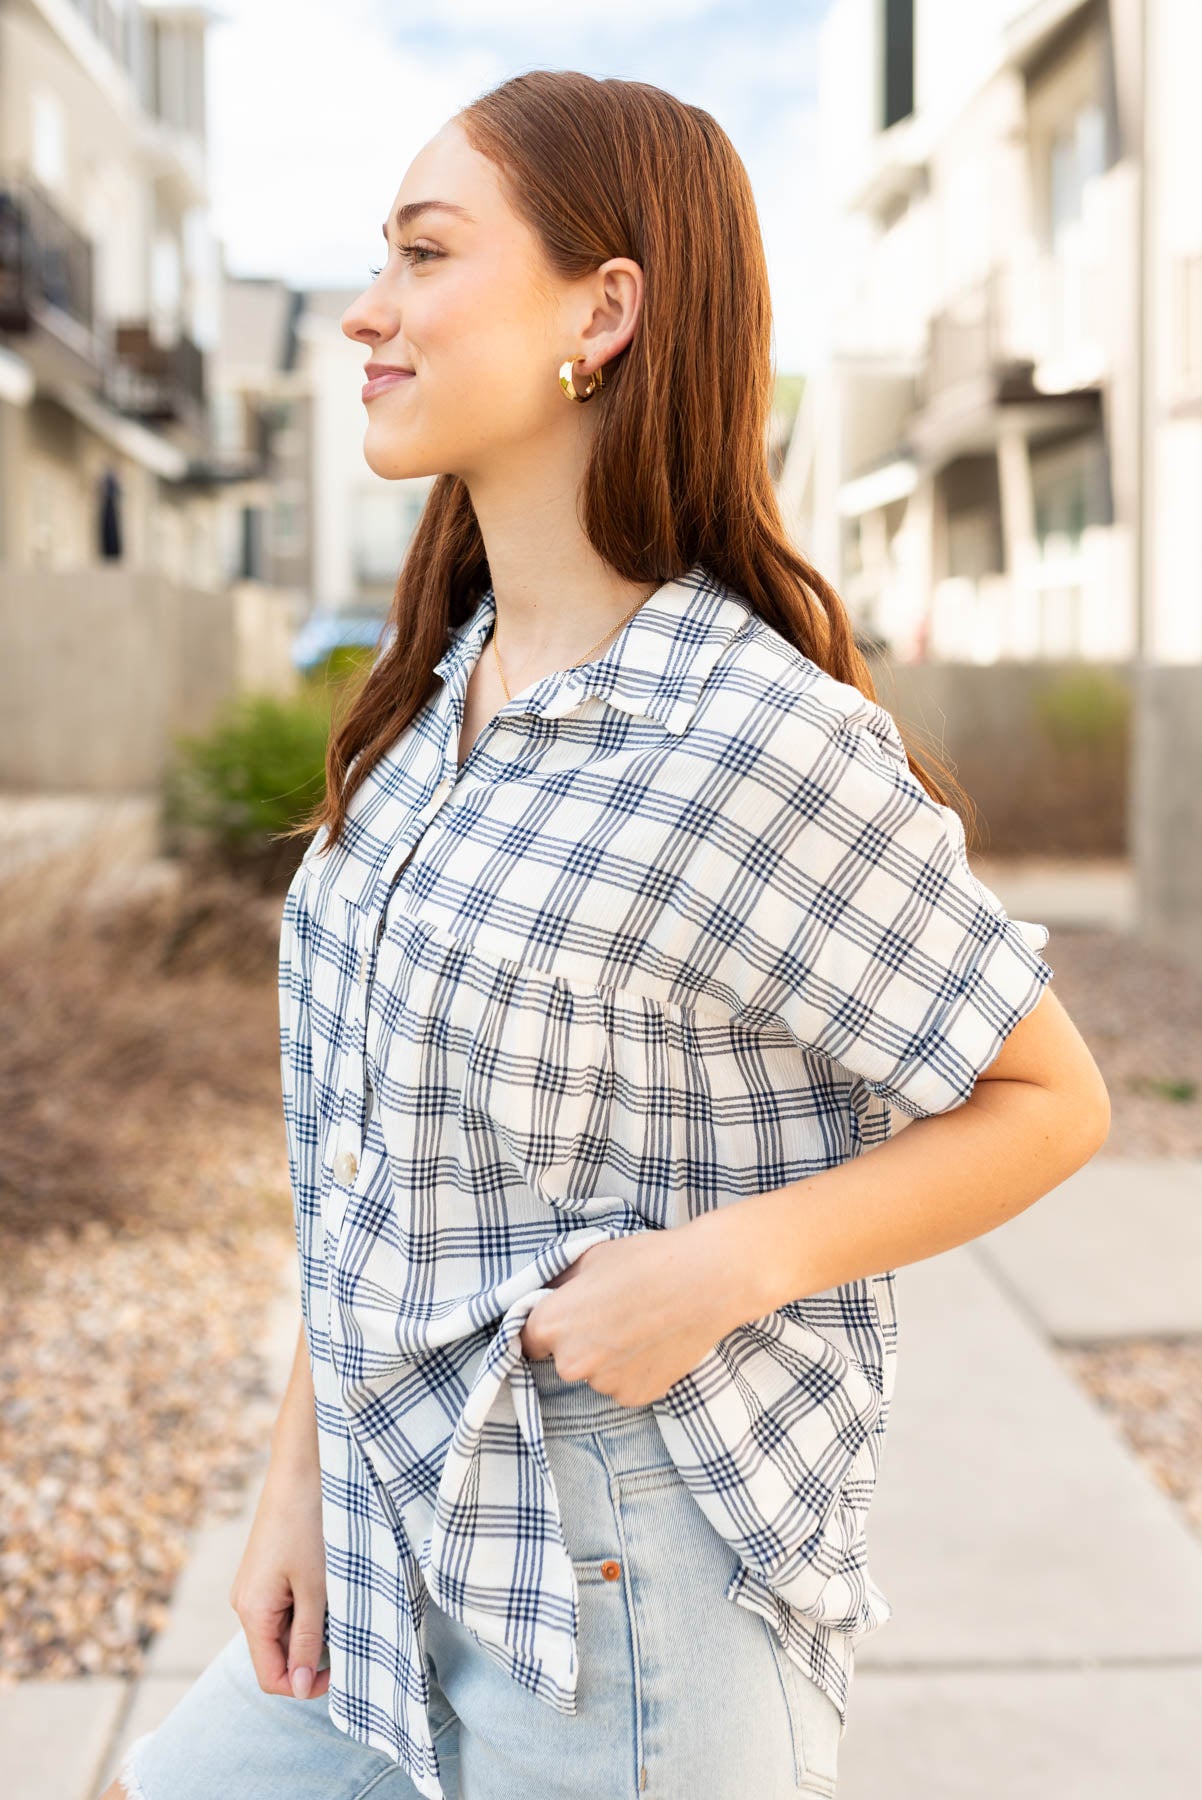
[341, 116, 639, 484]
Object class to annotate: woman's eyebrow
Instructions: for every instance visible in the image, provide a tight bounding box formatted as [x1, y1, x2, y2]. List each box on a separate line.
[381, 200, 476, 239]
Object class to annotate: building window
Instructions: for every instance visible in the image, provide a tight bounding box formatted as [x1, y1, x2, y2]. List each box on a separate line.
[1049, 101, 1106, 253]
[399, 485, 427, 548]
[353, 484, 429, 588]
[150, 231, 181, 335]
[211, 390, 244, 456]
[881, 0, 914, 131]
[353, 490, 404, 587]
[942, 455, 1003, 579]
[31, 89, 67, 195]
[272, 482, 306, 558]
[1031, 429, 1112, 555]
[240, 505, 265, 580]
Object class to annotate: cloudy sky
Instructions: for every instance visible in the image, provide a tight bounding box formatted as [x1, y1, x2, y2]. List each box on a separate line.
[203, 0, 833, 373]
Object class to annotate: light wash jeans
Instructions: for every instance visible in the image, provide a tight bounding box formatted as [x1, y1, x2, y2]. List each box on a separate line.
[117, 1352, 844, 1799]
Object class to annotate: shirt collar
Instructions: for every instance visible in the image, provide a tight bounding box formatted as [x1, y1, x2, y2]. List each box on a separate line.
[431, 560, 752, 736]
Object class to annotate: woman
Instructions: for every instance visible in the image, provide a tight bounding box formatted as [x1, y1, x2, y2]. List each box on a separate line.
[109, 69, 1110, 1800]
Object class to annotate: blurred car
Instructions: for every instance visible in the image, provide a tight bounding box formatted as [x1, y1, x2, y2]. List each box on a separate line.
[291, 609, 393, 675]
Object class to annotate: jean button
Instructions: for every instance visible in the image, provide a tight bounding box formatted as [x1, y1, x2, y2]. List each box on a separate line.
[600, 1559, 621, 1581]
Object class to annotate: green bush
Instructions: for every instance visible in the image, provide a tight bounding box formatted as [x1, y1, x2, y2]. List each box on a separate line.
[164, 689, 332, 883]
[303, 642, 377, 691]
[1032, 666, 1130, 751]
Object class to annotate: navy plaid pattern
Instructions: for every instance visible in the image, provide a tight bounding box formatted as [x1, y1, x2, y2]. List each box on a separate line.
[278, 562, 1053, 1797]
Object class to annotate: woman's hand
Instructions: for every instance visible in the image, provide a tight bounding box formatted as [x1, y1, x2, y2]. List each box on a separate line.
[229, 1449, 329, 1701]
[518, 1223, 749, 1406]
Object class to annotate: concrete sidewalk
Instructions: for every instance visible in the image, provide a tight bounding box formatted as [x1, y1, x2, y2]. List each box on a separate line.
[839, 1156, 1202, 1799]
[5, 1158, 1201, 1799]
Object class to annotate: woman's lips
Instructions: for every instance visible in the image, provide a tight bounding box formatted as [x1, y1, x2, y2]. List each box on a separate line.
[362, 370, 416, 401]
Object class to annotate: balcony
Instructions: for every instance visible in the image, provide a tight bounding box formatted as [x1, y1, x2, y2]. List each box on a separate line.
[0, 174, 95, 342]
[920, 268, 1034, 407]
[911, 262, 1103, 465]
[102, 320, 206, 430]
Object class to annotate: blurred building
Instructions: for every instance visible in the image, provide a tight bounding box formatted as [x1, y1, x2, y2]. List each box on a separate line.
[781, 0, 1201, 965]
[0, 0, 219, 574]
[782, 0, 1200, 671]
[197, 268, 436, 656]
[212, 274, 436, 673]
[290, 285, 433, 651]
[0, 0, 296, 795]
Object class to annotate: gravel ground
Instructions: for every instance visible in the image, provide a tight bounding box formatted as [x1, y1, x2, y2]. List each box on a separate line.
[1040, 924, 1202, 1160]
[0, 865, 1198, 1683]
[1060, 1337, 1202, 1540]
[0, 858, 296, 1683]
[0, 1219, 289, 1680]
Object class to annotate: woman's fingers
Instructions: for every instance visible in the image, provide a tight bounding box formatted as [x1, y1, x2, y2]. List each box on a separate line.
[240, 1604, 294, 1696]
[283, 1587, 331, 1699]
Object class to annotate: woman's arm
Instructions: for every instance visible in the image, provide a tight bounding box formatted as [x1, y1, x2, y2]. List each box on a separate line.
[228, 1318, 328, 1701]
[520, 986, 1108, 1403]
[694, 984, 1110, 1326]
[270, 1319, 322, 1473]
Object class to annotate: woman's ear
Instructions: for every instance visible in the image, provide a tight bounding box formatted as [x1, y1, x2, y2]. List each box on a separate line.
[579, 257, 644, 364]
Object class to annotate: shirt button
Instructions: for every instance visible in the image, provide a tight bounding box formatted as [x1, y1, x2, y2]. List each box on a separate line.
[333, 1150, 358, 1184]
[600, 1559, 621, 1581]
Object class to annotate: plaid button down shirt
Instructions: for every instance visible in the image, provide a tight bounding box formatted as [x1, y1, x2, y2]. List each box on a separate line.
[278, 563, 1053, 1798]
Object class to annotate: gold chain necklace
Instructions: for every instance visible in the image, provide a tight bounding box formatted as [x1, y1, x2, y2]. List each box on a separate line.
[489, 589, 653, 703]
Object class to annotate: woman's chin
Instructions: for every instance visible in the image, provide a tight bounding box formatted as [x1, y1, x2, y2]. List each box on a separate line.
[361, 436, 434, 482]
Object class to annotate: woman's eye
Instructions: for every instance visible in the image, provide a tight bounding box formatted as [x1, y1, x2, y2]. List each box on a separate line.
[370, 243, 441, 280]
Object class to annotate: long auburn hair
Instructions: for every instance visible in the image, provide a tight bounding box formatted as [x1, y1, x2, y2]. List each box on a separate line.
[283, 69, 971, 855]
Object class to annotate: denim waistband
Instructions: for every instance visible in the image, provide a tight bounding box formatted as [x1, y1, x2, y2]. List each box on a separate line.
[525, 1351, 658, 1435]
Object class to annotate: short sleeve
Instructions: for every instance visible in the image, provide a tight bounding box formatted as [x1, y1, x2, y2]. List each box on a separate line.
[755, 695, 1054, 1119]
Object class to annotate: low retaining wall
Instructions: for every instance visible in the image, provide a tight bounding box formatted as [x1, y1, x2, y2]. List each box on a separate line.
[0, 569, 298, 791]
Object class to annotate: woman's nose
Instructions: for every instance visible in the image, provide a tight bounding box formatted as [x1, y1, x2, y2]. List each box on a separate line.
[342, 294, 389, 343]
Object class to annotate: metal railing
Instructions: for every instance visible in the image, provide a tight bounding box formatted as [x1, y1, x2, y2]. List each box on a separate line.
[0, 174, 95, 335]
[920, 266, 1017, 403]
[104, 321, 207, 420]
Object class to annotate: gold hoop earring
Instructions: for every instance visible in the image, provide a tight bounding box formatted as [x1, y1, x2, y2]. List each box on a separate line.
[558, 355, 604, 402]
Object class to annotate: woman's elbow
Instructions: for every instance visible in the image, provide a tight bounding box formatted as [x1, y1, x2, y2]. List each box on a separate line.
[1077, 1072, 1112, 1156]
[1047, 1061, 1112, 1166]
